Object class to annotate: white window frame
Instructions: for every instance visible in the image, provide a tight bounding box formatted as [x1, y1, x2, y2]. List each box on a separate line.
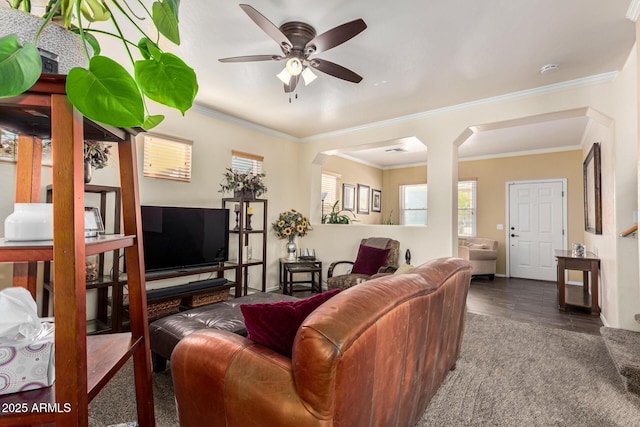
[399, 184, 428, 225]
[458, 179, 477, 237]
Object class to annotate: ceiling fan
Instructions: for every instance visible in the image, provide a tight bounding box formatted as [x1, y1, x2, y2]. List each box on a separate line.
[219, 4, 367, 93]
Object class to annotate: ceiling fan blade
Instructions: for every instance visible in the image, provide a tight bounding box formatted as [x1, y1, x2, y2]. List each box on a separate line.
[239, 4, 292, 51]
[219, 55, 283, 63]
[310, 59, 363, 83]
[284, 74, 299, 93]
[306, 19, 367, 54]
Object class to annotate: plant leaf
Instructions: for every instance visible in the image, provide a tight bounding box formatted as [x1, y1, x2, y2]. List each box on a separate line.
[81, 31, 101, 56]
[143, 114, 164, 130]
[66, 56, 144, 128]
[152, 1, 180, 45]
[137, 38, 151, 60]
[164, 0, 180, 18]
[134, 53, 198, 115]
[0, 35, 41, 98]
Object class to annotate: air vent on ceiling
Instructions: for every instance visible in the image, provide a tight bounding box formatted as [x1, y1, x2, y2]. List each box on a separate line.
[385, 148, 408, 153]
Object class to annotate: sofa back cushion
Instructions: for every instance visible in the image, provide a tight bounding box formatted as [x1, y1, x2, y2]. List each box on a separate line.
[292, 257, 471, 425]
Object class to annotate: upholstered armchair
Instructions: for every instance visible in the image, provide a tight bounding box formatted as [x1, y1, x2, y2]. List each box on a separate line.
[458, 237, 498, 279]
[327, 237, 400, 290]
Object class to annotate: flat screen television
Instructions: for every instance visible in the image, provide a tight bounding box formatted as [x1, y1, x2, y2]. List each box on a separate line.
[140, 205, 230, 272]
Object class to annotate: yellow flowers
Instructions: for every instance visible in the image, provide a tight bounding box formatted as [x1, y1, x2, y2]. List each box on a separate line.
[272, 209, 312, 239]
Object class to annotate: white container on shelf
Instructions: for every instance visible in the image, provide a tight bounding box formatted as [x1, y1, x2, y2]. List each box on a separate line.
[4, 203, 53, 241]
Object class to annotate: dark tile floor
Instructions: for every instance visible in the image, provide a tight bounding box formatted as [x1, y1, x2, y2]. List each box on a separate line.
[467, 276, 603, 335]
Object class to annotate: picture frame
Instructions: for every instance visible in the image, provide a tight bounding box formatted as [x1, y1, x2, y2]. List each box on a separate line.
[357, 184, 370, 214]
[583, 142, 602, 235]
[84, 207, 105, 238]
[342, 183, 356, 211]
[372, 189, 382, 213]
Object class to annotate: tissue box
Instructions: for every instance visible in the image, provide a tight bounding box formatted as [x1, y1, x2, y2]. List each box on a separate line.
[0, 335, 55, 396]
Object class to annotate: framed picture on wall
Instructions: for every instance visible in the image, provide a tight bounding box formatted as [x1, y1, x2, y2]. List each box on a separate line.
[583, 142, 602, 234]
[372, 189, 382, 212]
[357, 184, 370, 214]
[342, 183, 356, 211]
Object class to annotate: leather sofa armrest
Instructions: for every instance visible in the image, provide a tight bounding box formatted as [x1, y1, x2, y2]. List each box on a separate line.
[172, 330, 320, 427]
[328, 260, 354, 278]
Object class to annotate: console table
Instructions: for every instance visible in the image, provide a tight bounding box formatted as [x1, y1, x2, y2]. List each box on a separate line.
[555, 250, 600, 316]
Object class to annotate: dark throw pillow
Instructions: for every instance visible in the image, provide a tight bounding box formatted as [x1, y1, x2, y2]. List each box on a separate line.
[351, 244, 391, 275]
[240, 289, 341, 357]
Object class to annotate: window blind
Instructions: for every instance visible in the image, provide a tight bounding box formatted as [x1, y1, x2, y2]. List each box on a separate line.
[143, 135, 192, 182]
[232, 150, 263, 174]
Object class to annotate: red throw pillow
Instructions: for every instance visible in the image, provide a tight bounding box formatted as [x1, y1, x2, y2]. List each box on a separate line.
[240, 289, 341, 357]
[351, 244, 391, 275]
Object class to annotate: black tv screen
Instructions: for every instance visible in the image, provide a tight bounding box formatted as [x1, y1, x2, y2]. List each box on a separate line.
[140, 206, 230, 272]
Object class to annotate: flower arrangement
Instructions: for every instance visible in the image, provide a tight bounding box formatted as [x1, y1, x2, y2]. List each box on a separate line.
[84, 140, 111, 169]
[219, 168, 267, 198]
[273, 209, 312, 240]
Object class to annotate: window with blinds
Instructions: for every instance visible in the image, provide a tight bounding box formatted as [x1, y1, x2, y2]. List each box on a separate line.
[321, 172, 340, 214]
[143, 135, 192, 182]
[232, 150, 263, 174]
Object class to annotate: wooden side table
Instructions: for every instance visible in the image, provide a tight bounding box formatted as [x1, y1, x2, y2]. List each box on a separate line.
[554, 250, 600, 316]
[279, 258, 323, 295]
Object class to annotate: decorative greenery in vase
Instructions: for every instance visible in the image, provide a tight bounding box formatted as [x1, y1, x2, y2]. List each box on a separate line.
[0, 0, 198, 131]
[273, 209, 312, 240]
[84, 140, 110, 169]
[219, 168, 267, 198]
[321, 200, 356, 224]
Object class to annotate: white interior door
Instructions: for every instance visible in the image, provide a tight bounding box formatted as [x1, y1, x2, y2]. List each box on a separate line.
[508, 180, 565, 281]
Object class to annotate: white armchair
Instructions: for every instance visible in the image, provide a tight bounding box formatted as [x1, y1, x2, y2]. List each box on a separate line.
[458, 237, 498, 279]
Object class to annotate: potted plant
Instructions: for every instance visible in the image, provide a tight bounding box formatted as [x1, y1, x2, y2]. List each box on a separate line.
[0, 0, 198, 131]
[272, 209, 312, 260]
[83, 140, 110, 182]
[321, 200, 356, 224]
[219, 168, 267, 199]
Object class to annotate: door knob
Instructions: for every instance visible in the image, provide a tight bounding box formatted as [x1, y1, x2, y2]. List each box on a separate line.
[511, 234, 519, 237]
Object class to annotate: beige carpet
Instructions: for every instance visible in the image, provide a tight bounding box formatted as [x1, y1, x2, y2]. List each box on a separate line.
[89, 313, 640, 426]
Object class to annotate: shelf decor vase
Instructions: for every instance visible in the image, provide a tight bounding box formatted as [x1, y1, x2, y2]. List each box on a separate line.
[286, 235, 297, 260]
[4, 203, 53, 241]
[84, 160, 93, 183]
[234, 189, 256, 200]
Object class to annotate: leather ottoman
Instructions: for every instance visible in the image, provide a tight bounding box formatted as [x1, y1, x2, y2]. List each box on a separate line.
[149, 292, 298, 371]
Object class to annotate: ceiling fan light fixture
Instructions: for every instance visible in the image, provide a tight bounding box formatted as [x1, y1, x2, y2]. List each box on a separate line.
[285, 57, 303, 76]
[301, 67, 317, 85]
[277, 67, 291, 84]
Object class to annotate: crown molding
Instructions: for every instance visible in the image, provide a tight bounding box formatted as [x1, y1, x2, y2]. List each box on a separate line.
[458, 145, 582, 162]
[193, 71, 617, 144]
[627, 0, 640, 21]
[300, 72, 618, 142]
[192, 104, 298, 141]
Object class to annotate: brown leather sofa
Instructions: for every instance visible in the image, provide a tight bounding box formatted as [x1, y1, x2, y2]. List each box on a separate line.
[171, 257, 471, 427]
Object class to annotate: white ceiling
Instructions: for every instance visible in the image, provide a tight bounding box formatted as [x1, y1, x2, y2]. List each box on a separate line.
[174, 0, 635, 164]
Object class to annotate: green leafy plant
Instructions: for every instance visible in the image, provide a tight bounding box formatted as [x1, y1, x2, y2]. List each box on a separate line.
[0, 0, 198, 130]
[272, 209, 312, 239]
[321, 200, 356, 224]
[219, 168, 267, 198]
